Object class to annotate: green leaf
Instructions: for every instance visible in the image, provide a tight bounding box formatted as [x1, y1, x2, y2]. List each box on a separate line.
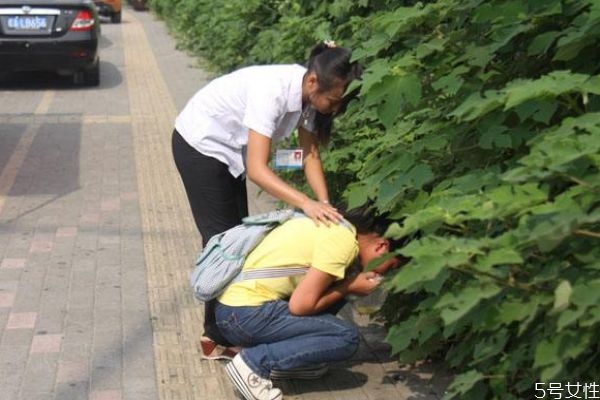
[518, 295, 548, 336]
[580, 306, 600, 327]
[389, 206, 445, 237]
[415, 314, 441, 344]
[360, 59, 391, 95]
[477, 248, 523, 269]
[527, 31, 562, 56]
[416, 37, 448, 60]
[423, 269, 451, 295]
[554, 31, 595, 61]
[377, 177, 405, 209]
[406, 163, 434, 189]
[344, 79, 362, 98]
[514, 100, 558, 125]
[376, 74, 422, 128]
[478, 125, 508, 149]
[488, 23, 532, 53]
[534, 331, 592, 373]
[494, 133, 513, 148]
[435, 284, 502, 325]
[422, 133, 449, 151]
[494, 297, 540, 325]
[352, 34, 390, 61]
[472, 329, 509, 362]
[530, 0, 563, 17]
[386, 316, 418, 354]
[557, 307, 586, 331]
[450, 90, 504, 121]
[471, 3, 501, 23]
[534, 337, 561, 368]
[386, 313, 441, 356]
[389, 256, 445, 293]
[432, 68, 468, 96]
[540, 364, 563, 382]
[572, 280, 600, 307]
[376, 91, 402, 129]
[459, 44, 495, 67]
[345, 182, 369, 209]
[443, 370, 484, 400]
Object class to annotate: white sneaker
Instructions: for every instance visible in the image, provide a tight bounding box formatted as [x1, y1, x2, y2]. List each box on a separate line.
[225, 354, 283, 400]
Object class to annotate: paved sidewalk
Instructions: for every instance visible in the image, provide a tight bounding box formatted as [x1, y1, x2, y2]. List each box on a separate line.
[0, 6, 448, 400]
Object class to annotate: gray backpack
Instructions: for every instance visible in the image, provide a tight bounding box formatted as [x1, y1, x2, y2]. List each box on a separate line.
[190, 209, 309, 302]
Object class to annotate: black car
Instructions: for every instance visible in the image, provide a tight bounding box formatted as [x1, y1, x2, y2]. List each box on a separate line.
[0, 0, 100, 86]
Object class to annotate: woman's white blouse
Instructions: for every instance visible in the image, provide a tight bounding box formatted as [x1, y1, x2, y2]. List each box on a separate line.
[174, 64, 309, 178]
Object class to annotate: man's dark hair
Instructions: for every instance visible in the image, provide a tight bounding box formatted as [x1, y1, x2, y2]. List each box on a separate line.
[342, 204, 391, 236]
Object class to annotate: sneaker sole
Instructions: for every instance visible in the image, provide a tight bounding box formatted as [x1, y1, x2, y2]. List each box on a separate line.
[270, 365, 329, 380]
[200, 353, 236, 361]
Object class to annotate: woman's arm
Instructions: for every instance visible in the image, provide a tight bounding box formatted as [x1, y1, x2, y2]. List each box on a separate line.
[298, 126, 329, 203]
[288, 267, 380, 316]
[246, 129, 341, 224]
[246, 129, 310, 207]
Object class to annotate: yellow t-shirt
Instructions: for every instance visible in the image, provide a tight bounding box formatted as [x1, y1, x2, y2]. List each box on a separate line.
[218, 217, 358, 307]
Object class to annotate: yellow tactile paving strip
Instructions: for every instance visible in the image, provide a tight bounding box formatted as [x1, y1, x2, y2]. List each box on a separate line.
[121, 9, 235, 400]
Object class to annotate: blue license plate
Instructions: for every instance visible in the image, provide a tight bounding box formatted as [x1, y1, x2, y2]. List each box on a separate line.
[7, 15, 49, 31]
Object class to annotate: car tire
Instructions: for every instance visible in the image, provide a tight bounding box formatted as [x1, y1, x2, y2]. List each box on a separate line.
[84, 61, 100, 86]
[111, 10, 122, 23]
[73, 60, 100, 87]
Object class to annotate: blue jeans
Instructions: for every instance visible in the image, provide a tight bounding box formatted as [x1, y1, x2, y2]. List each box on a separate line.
[215, 300, 360, 378]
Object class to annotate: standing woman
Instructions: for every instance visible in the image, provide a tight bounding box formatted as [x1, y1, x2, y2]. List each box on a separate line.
[172, 41, 361, 358]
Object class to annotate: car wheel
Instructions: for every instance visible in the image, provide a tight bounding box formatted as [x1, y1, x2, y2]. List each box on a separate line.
[111, 10, 122, 23]
[73, 61, 100, 87]
[83, 61, 100, 86]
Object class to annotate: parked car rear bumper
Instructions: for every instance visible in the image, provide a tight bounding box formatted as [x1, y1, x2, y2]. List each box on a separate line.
[0, 38, 98, 72]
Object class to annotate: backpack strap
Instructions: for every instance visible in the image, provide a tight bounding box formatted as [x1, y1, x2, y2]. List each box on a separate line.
[240, 265, 309, 281]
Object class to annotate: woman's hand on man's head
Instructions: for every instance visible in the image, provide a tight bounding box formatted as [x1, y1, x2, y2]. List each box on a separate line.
[301, 199, 343, 226]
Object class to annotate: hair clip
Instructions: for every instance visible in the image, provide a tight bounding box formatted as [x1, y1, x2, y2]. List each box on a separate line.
[323, 40, 336, 48]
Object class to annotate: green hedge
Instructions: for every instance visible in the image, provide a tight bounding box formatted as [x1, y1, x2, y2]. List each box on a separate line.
[150, 0, 600, 398]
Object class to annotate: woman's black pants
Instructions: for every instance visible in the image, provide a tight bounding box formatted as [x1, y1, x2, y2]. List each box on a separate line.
[172, 129, 248, 345]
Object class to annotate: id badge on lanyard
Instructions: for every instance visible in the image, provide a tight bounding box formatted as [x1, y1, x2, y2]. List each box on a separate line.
[274, 149, 303, 170]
